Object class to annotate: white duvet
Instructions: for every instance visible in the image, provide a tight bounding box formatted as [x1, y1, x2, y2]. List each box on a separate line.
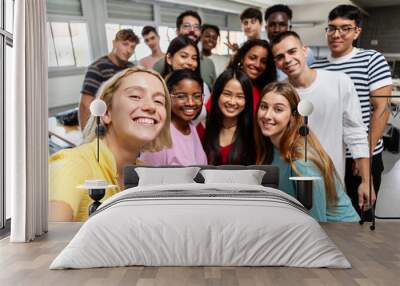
[50, 183, 351, 269]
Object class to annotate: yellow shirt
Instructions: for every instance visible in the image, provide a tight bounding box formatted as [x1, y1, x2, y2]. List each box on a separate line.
[49, 140, 135, 221]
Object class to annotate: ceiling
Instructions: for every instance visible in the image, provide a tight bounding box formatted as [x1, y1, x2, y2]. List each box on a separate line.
[351, 0, 400, 8]
[157, 0, 400, 14]
[231, 0, 343, 6]
[156, 0, 400, 17]
[157, 0, 346, 14]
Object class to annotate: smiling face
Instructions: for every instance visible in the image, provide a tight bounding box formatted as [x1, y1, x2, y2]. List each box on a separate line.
[178, 15, 202, 43]
[257, 90, 292, 146]
[103, 72, 167, 146]
[170, 79, 203, 122]
[218, 79, 246, 119]
[201, 28, 218, 52]
[272, 35, 307, 79]
[112, 39, 137, 62]
[241, 18, 262, 40]
[241, 45, 268, 80]
[167, 45, 198, 71]
[327, 17, 361, 58]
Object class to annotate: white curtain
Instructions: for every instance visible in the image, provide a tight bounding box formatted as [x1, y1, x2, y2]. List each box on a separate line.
[7, 0, 48, 242]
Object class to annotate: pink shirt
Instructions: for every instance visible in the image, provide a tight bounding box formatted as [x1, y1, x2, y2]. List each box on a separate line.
[140, 123, 208, 166]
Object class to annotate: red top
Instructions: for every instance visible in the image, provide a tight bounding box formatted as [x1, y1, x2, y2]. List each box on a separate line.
[219, 144, 233, 165]
[251, 85, 261, 113]
[196, 123, 205, 141]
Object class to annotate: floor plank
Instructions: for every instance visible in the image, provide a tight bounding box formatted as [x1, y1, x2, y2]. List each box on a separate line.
[0, 221, 399, 286]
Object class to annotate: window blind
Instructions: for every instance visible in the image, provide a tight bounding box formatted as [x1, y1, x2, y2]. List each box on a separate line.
[159, 4, 190, 26]
[107, 0, 154, 21]
[203, 9, 227, 28]
[47, 0, 83, 17]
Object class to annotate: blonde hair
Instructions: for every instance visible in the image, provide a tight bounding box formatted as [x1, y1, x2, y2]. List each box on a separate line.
[83, 66, 172, 152]
[254, 82, 340, 206]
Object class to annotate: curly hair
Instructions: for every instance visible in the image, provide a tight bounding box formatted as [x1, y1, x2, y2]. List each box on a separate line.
[264, 4, 292, 21]
[228, 39, 276, 91]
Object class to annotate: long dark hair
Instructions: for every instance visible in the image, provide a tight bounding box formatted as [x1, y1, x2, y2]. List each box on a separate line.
[228, 39, 276, 91]
[161, 35, 201, 78]
[203, 68, 255, 165]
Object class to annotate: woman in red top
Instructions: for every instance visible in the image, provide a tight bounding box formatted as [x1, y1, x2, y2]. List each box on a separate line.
[227, 39, 276, 113]
[202, 68, 255, 165]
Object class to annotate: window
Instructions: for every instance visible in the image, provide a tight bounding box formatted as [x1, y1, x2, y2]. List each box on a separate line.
[5, 0, 13, 33]
[105, 23, 152, 63]
[1, 0, 14, 232]
[213, 30, 246, 56]
[214, 30, 229, 56]
[47, 21, 91, 67]
[106, 0, 154, 22]
[158, 26, 176, 53]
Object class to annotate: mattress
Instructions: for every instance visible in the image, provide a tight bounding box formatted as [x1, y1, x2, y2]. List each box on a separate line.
[50, 183, 351, 269]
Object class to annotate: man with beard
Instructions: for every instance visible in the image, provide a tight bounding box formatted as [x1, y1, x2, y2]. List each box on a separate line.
[153, 10, 216, 90]
[79, 29, 139, 129]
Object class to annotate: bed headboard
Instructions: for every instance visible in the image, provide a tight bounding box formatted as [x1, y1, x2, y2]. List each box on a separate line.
[123, 165, 279, 189]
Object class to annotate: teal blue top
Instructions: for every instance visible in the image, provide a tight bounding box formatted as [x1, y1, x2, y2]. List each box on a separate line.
[271, 148, 360, 222]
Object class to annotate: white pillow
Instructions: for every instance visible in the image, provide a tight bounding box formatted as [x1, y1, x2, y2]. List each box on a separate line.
[136, 167, 200, 186]
[200, 169, 266, 185]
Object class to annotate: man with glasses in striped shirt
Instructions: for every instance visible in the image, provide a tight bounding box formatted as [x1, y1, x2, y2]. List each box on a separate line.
[312, 5, 392, 219]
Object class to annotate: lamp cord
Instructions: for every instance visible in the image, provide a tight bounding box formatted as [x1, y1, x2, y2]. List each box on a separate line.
[304, 116, 308, 162]
[96, 116, 100, 162]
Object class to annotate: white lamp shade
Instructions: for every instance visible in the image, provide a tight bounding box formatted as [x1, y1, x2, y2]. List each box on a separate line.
[90, 99, 107, 116]
[297, 99, 314, 116]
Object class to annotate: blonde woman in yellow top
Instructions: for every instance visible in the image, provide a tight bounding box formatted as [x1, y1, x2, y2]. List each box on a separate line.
[49, 67, 172, 222]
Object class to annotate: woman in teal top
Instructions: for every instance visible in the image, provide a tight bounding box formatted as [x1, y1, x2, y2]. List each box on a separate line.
[254, 82, 359, 222]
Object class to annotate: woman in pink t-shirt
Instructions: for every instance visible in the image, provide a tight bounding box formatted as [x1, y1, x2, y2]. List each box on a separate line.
[202, 68, 255, 165]
[140, 69, 207, 165]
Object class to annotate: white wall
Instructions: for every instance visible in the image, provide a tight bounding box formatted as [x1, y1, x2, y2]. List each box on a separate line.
[48, 73, 85, 108]
[291, 1, 353, 47]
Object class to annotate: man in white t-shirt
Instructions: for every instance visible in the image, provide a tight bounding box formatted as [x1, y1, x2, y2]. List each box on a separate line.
[270, 31, 374, 210]
[312, 4, 392, 218]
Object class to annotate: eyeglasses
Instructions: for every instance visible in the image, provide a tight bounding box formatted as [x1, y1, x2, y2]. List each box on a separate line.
[325, 26, 358, 36]
[181, 23, 201, 31]
[171, 93, 203, 103]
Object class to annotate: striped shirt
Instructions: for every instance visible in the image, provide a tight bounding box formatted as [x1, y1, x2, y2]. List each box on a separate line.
[311, 48, 392, 156]
[81, 55, 133, 97]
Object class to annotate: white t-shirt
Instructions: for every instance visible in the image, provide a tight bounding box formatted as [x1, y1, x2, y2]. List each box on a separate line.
[296, 69, 369, 181]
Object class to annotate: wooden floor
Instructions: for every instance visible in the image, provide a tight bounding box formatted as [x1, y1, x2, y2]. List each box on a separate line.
[0, 221, 399, 286]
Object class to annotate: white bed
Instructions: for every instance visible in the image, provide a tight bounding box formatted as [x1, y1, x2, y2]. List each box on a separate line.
[50, 180, 351, 269]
